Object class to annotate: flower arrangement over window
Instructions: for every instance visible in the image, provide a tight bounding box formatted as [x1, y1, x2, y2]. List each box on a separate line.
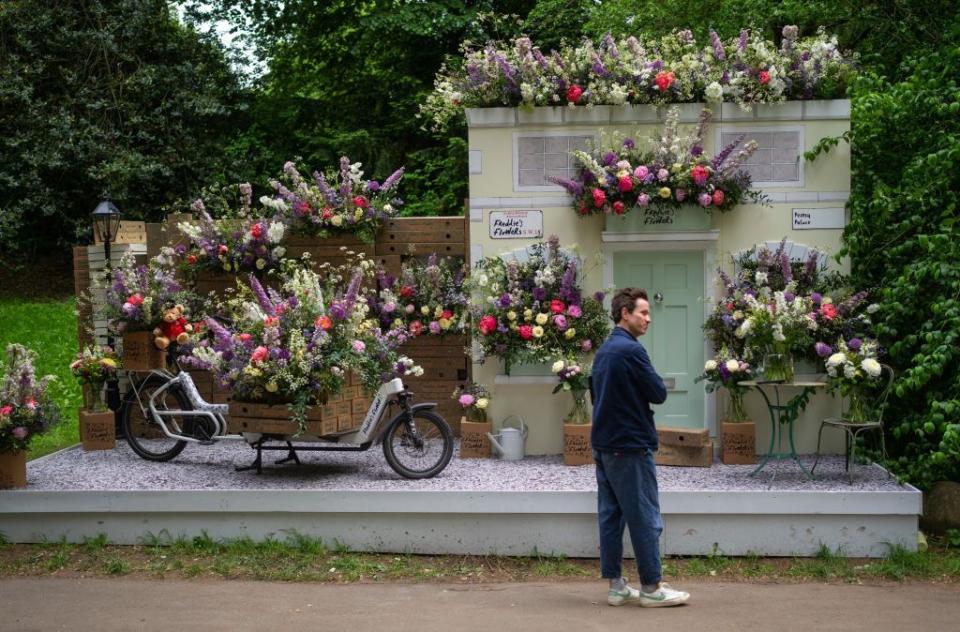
[551, 357, 591, 425]
[696, 349, 753, 422]
[452, 382, 491, 423]
[0, 344, 60, 454]
[191, 262, 422, 432]
[370, 254, 469, 337]
[551, 107, 763, 217]
[422, 27, 855, 130]
[268, 158, 403, 244]
[818, 338, 885, 422]
[99, 252, 195, 334]
[468, 236, 609, 372]
[703, 240, 876, 369]
[70, 345, 121, 411]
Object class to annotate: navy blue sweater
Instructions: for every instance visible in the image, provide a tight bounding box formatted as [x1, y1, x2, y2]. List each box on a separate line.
[590, 327, 668, 451]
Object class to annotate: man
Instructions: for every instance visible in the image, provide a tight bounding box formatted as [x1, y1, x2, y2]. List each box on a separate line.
[590, 287, 690, 607]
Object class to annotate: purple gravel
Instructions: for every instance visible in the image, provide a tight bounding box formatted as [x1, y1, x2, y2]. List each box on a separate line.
[20, 441, 908, 493]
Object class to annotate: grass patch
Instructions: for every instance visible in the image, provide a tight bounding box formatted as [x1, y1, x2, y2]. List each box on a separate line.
[0, 297, 81, 459]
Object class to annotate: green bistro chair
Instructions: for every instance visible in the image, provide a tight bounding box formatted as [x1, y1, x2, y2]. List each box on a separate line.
[811, 364, 895, 483]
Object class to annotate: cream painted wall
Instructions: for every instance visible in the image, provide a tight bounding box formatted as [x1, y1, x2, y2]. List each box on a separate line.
[468, 103, 852, 456]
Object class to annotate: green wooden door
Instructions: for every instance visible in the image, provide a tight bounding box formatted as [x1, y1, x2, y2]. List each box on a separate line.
[613, 251, 705, 429]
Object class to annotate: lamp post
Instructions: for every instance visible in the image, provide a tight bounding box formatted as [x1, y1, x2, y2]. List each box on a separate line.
[91, 200, 123, 421]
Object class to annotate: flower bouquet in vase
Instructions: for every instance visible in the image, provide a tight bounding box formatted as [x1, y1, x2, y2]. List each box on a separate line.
[453, 382, 491, 458]
[552, 357, 593, 466]
[697, 349, 755, 464]
[735, 285, 814, 383]
[819, 338, 885, 423]
[0, 344, 60, 488]
[70, 345, 121, 451]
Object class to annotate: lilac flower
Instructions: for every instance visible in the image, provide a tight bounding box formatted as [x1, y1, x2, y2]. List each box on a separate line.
[712, 135, 743, 170]
[548, 176, 584, 196]
[382, 167, 405, 191]
[352, 340, 366, 353]
[343, 271, 362, 312]
[784, 292, 795, 302]
[738, 29, 749, 54]
[709, 29, 726, 60]
[247, 274, 275, 315]
[339, 156, 352, 197]
[313, 171, 338, 203]
[847, 338, 862, 351]
[780, 251, 793, 284]
[367, 180, 381, 192]
[328, 302, 347, 321]
[532, 48, 549, 70]
[815, 342, 832, 357]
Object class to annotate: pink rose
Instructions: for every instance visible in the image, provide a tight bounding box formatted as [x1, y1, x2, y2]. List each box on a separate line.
[592, 188, 606, 208]
[618, 176, 633, 192]
[458, 394, 475, 407]
[633, 165, 649, 180]
[218, 245, 229, 255]
[712, 189, 725, 206]
[759, 70, 770, 85]
[429, 321, 441, 335]
[353, 196, 368, 208]
[250, 222, 263, 239]
[0, 405, 12, 416]
[250, 346, 269, 364]
[655, 71, 675, 92]
[352, 340, 366, 353]
[405, 304, 415, 314]
[566, 84, 583, 104]
[409, 321, 424, 336]
[691, 165, 709, 186]
[637, 193, 650, 207]
[613, 201, 625, 215]
[698, 192, 712, 207]
[550, 299, 565, 314]
[567, 304, 582, 318]
[12, 426, 27, 440]
[518, 325, 533, 340]
[675, 189, 686, 202]
[478, 315, 497, 335]
[553, 314, 568, 331]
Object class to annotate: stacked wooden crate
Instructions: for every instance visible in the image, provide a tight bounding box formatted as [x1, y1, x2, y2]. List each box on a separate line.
[398, 334, 470, 436]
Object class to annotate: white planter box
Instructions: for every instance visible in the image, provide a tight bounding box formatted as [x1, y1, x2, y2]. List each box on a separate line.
[803, 99, 851, 120]
[668, 103, 708, 122]
[610, 104, 659, 123]
[720, 102, 756, 121]
[465, 107, 516, 127]
[516, 107, 564, 126]
[563, 105, 612, 124]
[755, 101, 803, 121]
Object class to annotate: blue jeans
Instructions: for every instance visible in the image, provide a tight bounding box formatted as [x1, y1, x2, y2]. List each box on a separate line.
[594, 448, 663, 585]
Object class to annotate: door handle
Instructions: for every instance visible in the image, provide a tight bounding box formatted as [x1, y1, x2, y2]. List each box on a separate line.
[654, 292, 664, 304]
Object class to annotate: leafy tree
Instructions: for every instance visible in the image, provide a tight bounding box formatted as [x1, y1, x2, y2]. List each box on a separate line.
[0, 0, 246, 255]
[839, 30, 960, 487]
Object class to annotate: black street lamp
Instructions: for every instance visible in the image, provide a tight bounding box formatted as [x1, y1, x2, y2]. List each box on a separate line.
[91, 200, 123, 419]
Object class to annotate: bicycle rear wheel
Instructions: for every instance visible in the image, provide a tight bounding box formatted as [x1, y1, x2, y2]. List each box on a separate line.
[120, 374, 191, 461]
[382, 409, 453, 479]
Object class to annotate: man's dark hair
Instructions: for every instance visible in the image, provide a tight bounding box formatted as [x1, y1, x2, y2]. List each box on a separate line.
[610, 287, 649, 323]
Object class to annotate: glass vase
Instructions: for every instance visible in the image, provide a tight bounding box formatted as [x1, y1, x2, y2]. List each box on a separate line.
[761, 350, 794, 383]
[566, 389, 590, 425]
[845, 389, 869, 423]
[87, 381, 106, 412]
[725, 390, 748, 422]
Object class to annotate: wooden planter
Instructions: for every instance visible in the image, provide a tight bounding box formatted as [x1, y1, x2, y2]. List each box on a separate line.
[720, 421, 756, 465]
[0, 450, 27, 489]
[121, 330, 165, 371]
[655, 425, 713, 467]
[563, 423, 593, 466]
[459, 418, 491, 458]
[79, 410, 116, 451]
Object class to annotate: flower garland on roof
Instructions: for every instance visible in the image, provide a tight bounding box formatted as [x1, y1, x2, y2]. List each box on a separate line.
[551, 106, 764, 217]
[422, 26, 856, 130]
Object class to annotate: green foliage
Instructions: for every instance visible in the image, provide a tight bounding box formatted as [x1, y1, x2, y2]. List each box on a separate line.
[840, 29, 960, 487]
[0, 0, 246, 255]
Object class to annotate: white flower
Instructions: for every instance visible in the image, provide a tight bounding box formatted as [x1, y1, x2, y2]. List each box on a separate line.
[178, 222, 203, 241]
[843, 363, 856, 379]
[705, 81, 723, 101]
[861, 358, 882, 377]
[267, 221, 285, 244]
[735, 318, 752, 339]
[826, 352, 846, 368]
[331, 215, 343, 227]
[551, 360, 565, 373]
[867, 303, 880, 314]
[256, 258, 266, 270]
[725, 359, 740, 373]
[476, 397, 488, 410]
[755, 271, 768, 284]
[704, 360, 718, 371]
[272, 246, 286, 259]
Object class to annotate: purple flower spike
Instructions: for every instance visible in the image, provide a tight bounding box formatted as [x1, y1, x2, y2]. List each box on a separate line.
[815, 342, 832, 357]
[249, 274, 275, 315]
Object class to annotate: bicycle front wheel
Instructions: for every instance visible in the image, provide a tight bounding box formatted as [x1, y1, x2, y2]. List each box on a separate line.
[382, 409, 453, 479]
[120, 374, 190, 462]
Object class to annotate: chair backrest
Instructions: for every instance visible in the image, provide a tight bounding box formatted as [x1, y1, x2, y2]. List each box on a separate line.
[874, 364, 895, 425]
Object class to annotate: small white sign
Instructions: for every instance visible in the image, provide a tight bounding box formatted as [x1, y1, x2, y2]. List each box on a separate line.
[489, 210, 543, 239]
[792, 207, 846, 230]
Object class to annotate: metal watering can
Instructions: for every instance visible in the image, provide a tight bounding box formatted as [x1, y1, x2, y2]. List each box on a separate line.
[487, 416, 527, 461]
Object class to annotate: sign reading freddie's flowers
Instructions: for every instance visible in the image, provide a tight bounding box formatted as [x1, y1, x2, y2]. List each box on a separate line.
[489, 210, 543, 239]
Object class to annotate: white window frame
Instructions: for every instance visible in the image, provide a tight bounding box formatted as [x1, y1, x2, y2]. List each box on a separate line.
[512, 131, 597, 193]
[715, 125, 805, 189]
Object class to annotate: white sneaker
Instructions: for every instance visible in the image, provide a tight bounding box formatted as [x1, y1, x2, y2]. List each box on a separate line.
[607, 584, 641, 606]
[639, 582, 690, 607]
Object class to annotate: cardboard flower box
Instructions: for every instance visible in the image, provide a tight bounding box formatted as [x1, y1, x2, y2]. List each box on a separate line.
[121, 330, 165, 371]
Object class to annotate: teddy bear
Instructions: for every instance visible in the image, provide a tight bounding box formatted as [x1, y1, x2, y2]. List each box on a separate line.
[153, 304, 193, 350]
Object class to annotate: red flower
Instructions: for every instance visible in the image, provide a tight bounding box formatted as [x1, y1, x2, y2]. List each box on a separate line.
[566, 84, 583, 104]
[712, 189, 726, 206]
[618, 176, 633, 192]
[127, 293, 143, 306]
[478, 314, 497, 335]
[442, 310, 453, 320]
[759, 70, 771, 85]
[218, 244, 229, 255]
[518, 325, 533, 340]
[820, 304, 838, 320]
[250, 222, 263, 239]
[353, 196, 369, 208]
[409, 320, 424, 336]
[321, 207, 333, 220]
[613, 201, 625, 215]
[578, 202, 589, 215]
[238, 333, 252, 342]
[315, 315, 332, 330]
[550, 299, 565, 314]
[655, 71, 675, 92]
[592, 188, 606, 208]
[295, 200, 312, 216]
[399, 285, 415, 298]
[187, 254, 197, 265]
[691, 165, 709, 186]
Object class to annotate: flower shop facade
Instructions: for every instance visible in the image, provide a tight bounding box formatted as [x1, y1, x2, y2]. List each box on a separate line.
[466, 100, 853, 456]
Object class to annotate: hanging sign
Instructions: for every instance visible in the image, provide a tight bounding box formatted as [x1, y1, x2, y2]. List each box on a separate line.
[489, 210, 543, 239]
[792, 207, 845, 230]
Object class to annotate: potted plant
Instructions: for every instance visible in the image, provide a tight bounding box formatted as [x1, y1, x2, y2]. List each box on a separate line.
[70, 344, 121, 451]
[552, 357, 593, 466]
[453, 382, 491, 458]
[697, 349, 755, 464]
[468, 236, 608, 375]
[0, 344, 60, 488]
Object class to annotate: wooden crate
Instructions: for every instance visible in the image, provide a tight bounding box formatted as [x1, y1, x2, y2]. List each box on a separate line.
[655, 441, 713, 467]
[657, 426, 710, 447]
[121, 331, 166, 371]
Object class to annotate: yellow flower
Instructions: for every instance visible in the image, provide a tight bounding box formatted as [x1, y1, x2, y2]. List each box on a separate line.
[565, 328, 577, 339]
[523, 309, 533, 322]
[265, 382, 278, 393]
[439, 318, 451, 330]
[535, 312, 549, 325]
[223, 263, 232, 271]
[509, 323, 518, 331]
[393, 318, 403, 328]
[506, 310, 517, 321]
[354, 208, 364, 220]
[434, 306, 443, 318]
[421, 305, 431, 316]
[532, 325, 544, 338]
[658, 187, 671, 199]
[671, 162, 683, 173]
[244, 366, 262, 377]
[100, 358, 117, 368]
[476, 398, 489, 410]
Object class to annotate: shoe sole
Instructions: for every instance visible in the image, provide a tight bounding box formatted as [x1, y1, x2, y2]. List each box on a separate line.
[608, 599, 640, 607]
[639, 595, 690, 608]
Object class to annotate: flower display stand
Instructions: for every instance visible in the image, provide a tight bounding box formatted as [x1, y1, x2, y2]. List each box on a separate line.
[121, 330, 165, 371]
[720, 421, 756, 465]
[563, 423, 593, 466]
[79, 410, 116, 451]
[0, 450, 27, 489]
[459, 418, 491, 458]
